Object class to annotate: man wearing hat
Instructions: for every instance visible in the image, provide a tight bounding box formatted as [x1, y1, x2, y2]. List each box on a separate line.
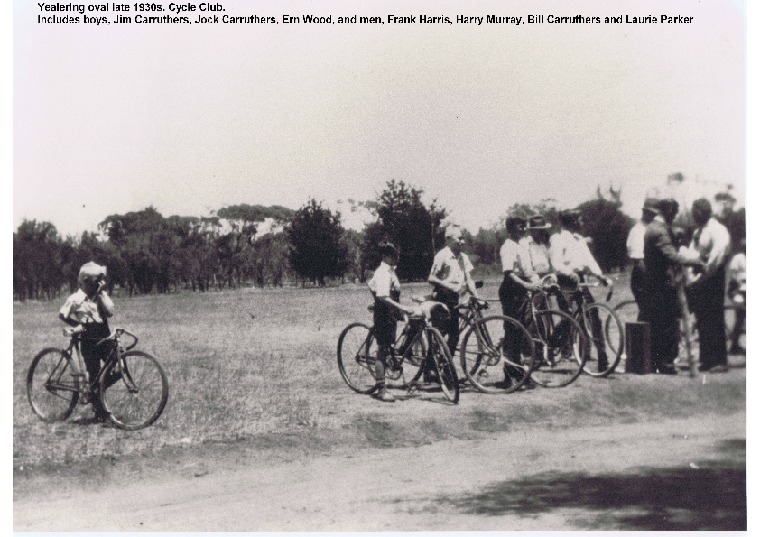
[626, 198, 659, 317]
[642, 199, 703, 374]
[428, 225, 480, 358]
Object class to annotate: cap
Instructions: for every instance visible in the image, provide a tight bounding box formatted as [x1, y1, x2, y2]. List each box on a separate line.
[445, 226, 462, 241]
[78, 262, 107, 285]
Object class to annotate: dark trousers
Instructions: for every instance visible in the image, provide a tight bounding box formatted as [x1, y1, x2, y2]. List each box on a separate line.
[690, 269, 728, 369]
[640, 287, 680, 371]
[498, 276, 532, 374]
[431, 287, 460, 355]
[80, 322, 112, 413]
[373, 298, 398, 385]
[630, 261, 646, 320]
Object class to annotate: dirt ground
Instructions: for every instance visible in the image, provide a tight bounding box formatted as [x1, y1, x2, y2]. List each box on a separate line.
[14, 409, 745, 531]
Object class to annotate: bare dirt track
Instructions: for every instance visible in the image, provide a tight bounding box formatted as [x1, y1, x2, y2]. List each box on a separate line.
[14, 410, 745, 531]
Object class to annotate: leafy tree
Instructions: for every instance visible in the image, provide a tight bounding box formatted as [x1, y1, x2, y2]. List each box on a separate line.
[287, 199, 348, 286]
[362, 180, 448, 281]
[13, 220, 66, 300]
[577, 186, 633, 272]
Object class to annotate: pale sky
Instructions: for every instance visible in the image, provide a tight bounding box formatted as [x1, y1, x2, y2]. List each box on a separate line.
[13, 0, 746, 237]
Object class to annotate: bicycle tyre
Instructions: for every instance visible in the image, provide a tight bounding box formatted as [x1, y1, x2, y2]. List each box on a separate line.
[460, 314, 536, 394]
[531, 309, 587, 388]
[27, 348, 79, 422]
[581, 303, 624, 377]
[100, 350, 169, 431]
[426, 328, 460, 404]
[337, 322, 377, 394]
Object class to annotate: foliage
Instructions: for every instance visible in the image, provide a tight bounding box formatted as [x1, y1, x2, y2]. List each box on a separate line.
[577, 186, 633, 272]
[361, 180, 448, 281]
[287, 199, 348, 285]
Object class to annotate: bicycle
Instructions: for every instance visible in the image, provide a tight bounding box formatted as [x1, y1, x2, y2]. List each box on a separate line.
[337, 300, 460, 403]
[556, 274, 625, 377]
[27, 327, 169, 430]
[525, 283, 588, 388]
[456, 295, 536, 394]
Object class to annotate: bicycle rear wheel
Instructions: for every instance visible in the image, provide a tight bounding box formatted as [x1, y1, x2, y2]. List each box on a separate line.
[581, 303, 624, 377]
[100, 351, 169, 431]
[27, 348, 79, 422]
[460, 315, 535, 394]
[426, 328, 459, 404]
[337, 322, 377, 394]
[531, 310, 587, 387]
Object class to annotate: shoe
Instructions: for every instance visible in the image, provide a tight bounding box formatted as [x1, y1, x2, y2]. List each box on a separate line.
[658, 366, 678, 375]
[372, 388, 396, 403]
[708, 364, 729, 374]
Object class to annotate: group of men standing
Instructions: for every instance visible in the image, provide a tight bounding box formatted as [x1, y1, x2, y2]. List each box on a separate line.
[367, 196, 737, 402]
[627, 197, 732, 374]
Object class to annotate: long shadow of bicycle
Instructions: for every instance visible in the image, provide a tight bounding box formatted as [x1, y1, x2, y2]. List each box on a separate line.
[411, 438, 746, 531]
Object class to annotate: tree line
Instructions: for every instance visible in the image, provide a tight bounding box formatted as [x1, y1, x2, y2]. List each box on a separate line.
[13, 180, 746, 301]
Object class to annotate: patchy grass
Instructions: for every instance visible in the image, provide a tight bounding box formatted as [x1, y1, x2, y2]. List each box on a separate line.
[13, 274, 745, 483]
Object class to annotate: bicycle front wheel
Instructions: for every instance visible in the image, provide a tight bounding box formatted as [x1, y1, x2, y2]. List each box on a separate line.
[426, 328, 459, 404]
[531, 310, 587, 387]
[337, 322, 377, 394]
[460, 315, 536, 394]
[27, 348, 79, 422]
[581, 303, 624, 377]
[100, 351, 169, 431]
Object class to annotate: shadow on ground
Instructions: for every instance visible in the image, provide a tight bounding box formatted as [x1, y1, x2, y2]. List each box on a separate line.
[422, 439, 746, 531]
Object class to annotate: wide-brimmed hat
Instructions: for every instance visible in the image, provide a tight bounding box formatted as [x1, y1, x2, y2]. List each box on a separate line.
[642, 198, 660, 213]
[526, 215, 551, 230]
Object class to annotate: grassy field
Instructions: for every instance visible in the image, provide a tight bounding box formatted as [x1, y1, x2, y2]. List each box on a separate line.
[13, 272, 746, 481]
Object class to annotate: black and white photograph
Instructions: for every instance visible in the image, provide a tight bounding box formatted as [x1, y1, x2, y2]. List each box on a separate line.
[10, 0, 750, 532]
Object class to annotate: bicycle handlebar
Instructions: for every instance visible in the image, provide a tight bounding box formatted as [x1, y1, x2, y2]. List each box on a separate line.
[63, 326, 139, 351]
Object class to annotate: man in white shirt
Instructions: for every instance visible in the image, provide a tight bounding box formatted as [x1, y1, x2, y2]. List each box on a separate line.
[549, 209, 610, 372]
[428, 225, 479, 356]
[689, 198, 732, 372]
[626, 198, 658, 317]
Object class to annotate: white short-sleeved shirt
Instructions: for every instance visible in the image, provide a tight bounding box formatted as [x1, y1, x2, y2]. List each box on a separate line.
[500, 238, 532, 278]
[519, 236, 552, 275]
[429, 246, 474, 295]
[549, 229, 602, 276]
[367, 261, 400, 298]
[59, 289, 109, 324]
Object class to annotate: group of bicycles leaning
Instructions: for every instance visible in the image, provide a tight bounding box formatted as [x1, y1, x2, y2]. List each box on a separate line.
[338, 209, 625, 404]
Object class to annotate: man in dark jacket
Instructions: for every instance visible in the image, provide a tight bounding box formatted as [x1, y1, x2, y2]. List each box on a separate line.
[642, 199, 702, 374]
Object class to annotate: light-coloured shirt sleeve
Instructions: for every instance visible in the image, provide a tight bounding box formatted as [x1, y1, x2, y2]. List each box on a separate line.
[368, 263, 398, 298]
[500, 240, 519, 273]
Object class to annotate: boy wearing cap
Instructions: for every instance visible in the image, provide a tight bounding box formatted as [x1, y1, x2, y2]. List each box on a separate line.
[428, 225, 480, 357]
[59, 262, 115, 420]
[367, 244, 413, 402]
